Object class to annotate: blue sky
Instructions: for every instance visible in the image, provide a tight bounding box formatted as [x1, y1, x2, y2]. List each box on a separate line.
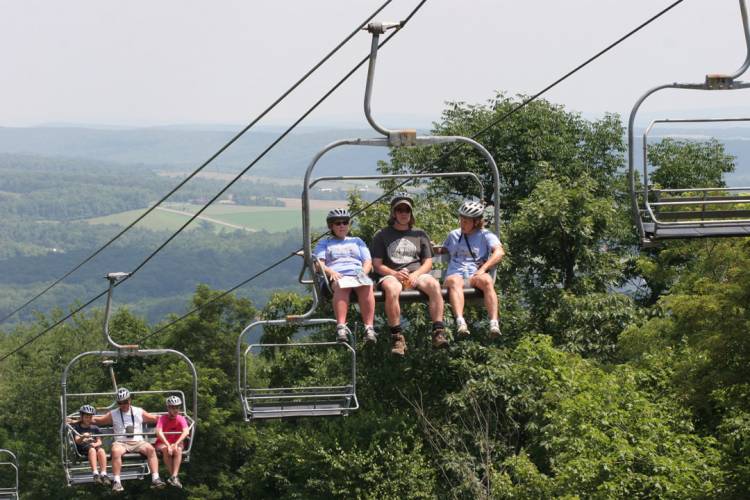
[1, 0, 749, 127]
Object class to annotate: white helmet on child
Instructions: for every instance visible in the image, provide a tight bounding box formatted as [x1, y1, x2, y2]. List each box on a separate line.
[116, 387, 131, 402]
[79, 404, 96, 415]
[166, 395, 182, 407]
[458, 200, 484, 219]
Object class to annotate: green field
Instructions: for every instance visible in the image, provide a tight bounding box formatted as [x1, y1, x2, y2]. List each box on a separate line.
[87, 203, 328, 232]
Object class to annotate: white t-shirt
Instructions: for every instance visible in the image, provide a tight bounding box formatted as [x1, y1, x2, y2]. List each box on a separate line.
[112, 406, 145, 442]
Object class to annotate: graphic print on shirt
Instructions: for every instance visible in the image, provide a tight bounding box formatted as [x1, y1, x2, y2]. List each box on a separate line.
[387, 238, 418, 265]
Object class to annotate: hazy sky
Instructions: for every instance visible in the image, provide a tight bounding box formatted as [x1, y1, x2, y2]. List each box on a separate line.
[2, 0, 749, 128]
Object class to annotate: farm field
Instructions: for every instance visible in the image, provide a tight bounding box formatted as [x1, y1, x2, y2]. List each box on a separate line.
[86, 202, 330, 232]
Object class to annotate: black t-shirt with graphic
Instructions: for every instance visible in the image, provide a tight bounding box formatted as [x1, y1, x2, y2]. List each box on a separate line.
[370, 226, 432, 274]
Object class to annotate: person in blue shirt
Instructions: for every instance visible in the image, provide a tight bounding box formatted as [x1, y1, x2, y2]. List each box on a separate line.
[442, 200, 505, 339]
[314, 208, 377, 343]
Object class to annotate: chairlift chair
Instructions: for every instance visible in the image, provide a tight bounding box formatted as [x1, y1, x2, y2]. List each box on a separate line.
[237, 318, 358, 421]
[0, 450, 19, 500]
[300, 21, 502, 306]
[60, 273, 198, 486]
[628, 0, 750, 246]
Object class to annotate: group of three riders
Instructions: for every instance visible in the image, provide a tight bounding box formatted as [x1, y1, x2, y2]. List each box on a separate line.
[69, 388, 188, 493]
[314, 195, 504, 356]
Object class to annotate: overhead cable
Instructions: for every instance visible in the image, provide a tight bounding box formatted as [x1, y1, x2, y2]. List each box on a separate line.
[0, 0, 393, 325]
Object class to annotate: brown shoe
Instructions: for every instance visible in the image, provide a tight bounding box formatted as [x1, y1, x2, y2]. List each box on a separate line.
[391, 334, 406, 356]
[432, 328, 449, 348]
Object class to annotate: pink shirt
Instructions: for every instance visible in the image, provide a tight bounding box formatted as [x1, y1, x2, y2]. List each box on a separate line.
[156, 414, 188, 445]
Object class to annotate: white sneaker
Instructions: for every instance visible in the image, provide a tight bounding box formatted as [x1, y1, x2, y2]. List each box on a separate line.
[456, 320, 470, 338]
[364, 326, 377, 343]
[489, 321, 501, 339]
[336, 324, 349, 342]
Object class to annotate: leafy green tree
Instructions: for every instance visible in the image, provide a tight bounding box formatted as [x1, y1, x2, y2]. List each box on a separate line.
[648, 138, 735, 189]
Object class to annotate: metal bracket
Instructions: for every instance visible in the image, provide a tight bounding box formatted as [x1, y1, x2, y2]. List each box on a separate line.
[388, 129, 417, 147]
[706, 74, 736, 89]
[364, 21, 401, 34]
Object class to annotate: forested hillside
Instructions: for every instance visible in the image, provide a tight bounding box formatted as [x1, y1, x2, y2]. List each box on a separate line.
[1, 94, 750, 498]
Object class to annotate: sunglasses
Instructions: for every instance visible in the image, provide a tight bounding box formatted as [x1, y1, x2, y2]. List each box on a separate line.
[394, 207, 411, 213]
[117, 400, 130, 405]
[332, 220, 350, 226]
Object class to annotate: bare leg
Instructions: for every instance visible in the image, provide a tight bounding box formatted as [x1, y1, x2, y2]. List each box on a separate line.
[111, 443, 125, 477]
[416, 276, 444, 322]
[170, 447, 183, 477]
[331, 283, 351, 324]
[444, 275, 465, 319]
[97, 447, 108, 475]
[380, 278, 403, 327]
[87, 447, 98, 473]
[471, 274, 498, 321]
[143, 444, 159, 477]
[160, 445, 173, 475]
[354, 285, 375, 325]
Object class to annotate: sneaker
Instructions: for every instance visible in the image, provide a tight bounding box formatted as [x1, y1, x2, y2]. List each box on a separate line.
[432, 328, 449, 349]
[336, 324, 349, 342]
[456, 321, 470, 338]
[151, 477, 167, 489]
[364, 326, 377, 344]
[93, 474, 102, 485]
[112, 481, 124, 493]
[100, 475, 111, 486]
[391, 333, 406, 356]
[489, 321, 501, 339]
[171, 476, 183, 489]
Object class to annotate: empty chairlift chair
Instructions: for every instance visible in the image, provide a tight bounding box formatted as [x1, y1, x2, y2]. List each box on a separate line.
[628, 0, 750, 246]
[0, 450, 19, 500]
[60, 273, 198, 486]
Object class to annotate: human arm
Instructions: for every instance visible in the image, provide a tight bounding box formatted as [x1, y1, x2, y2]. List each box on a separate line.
[142, 410, 159, 424]
[373, 258, 410, 280]
[474, 243, 504, 277]
[318, 259, 343, 281]
[92, 412, 112, 426]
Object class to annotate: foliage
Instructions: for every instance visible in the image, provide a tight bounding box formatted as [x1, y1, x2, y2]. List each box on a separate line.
[648, 138, 735, 189]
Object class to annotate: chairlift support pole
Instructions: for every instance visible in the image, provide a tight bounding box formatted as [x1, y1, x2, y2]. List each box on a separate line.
[628, 0, 750, 245]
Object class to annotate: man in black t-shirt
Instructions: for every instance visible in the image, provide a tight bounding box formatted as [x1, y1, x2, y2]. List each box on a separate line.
[371, 196, 447, 355]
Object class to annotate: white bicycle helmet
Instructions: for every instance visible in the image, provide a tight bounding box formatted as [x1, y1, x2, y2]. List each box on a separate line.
[166, 395, 182, 407]
[116, 387, 131, 402]
[79, 404, 96, 415]
[326, 208, 351, 223]
[458, 200, 484, 219]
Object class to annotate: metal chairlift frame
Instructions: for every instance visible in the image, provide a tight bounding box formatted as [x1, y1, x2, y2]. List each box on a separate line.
[237, 21, 502, 422]
[60, 273, 198, 486]
[237, 318, 358, 421]
[0, 450, 19, 500]
[628, 0, 750, 246]
[301, 21, 502, 304]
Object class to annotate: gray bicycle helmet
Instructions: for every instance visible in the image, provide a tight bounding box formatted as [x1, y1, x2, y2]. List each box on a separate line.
[166, 395, 182, 407]
[116, 387, 131, 402]
[79, 404, 96, 415]
[458, 200, 484, 219]
[326, 208, 351, 223]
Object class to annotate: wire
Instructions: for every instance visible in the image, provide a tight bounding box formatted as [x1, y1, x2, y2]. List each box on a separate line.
[136, 0, 686, 341]
[0, 0, 393, 325]
[0, 0, 428, 362]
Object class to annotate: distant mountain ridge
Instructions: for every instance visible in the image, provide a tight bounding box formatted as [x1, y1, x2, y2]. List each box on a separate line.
[0, 125, 395, 178]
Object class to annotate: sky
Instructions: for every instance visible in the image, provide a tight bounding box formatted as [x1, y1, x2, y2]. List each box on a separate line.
[1, 0, 750, 129]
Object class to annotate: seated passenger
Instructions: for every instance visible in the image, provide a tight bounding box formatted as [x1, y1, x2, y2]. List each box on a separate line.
[155, 395, 189, 489]
[371, 196, 447, 355]
[442, 200, 504, 338]
[72, 404, 110, 486]
[315, 208, 377, 343]
[92, 387, 166, 493]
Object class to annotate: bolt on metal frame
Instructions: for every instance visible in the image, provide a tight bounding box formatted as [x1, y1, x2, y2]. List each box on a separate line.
[628, 0, 750, 246]
[0, 450, 18, 500]
[60, 273, 198, 486]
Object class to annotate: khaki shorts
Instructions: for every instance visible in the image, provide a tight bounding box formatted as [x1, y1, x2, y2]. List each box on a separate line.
[378, 273, 433, 288]
[113, 441, 151, 454]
